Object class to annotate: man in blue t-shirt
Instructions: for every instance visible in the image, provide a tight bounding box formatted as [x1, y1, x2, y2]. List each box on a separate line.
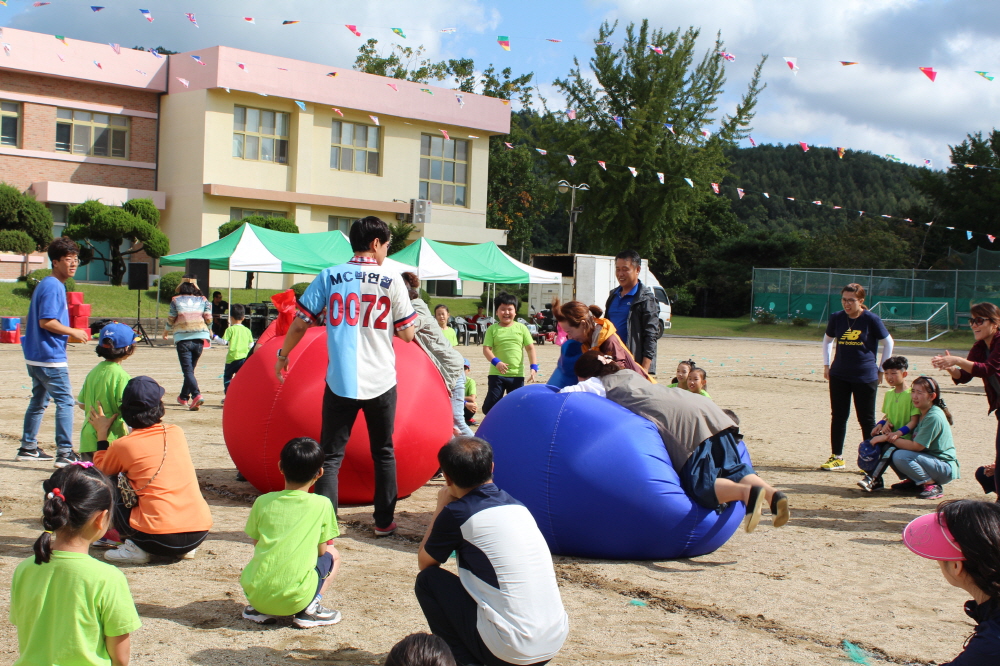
[417, 437, 569, 666]
[17, 237, 89, 467]
[604, 249, 660, 375]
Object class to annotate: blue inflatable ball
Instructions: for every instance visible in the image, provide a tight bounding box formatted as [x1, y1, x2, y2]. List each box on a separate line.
[546, 340, 583, 390]
[478, 384, 748, 560]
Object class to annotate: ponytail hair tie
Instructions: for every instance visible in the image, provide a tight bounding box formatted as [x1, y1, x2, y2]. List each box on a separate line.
[70, 460, 94, 469]
[43, 530, 53, 534]
[47, 488, 65, 501]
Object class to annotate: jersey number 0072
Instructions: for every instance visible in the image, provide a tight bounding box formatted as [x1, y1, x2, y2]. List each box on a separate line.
[328, 293, 391, 329]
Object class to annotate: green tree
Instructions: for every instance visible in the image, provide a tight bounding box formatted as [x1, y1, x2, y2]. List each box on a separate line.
[63, 198, 169, 286]
[544, 20, 765, 260]
[0, 183, 54, 253]
[353, 39, 450, 82]
[218, 216, 299, 288]
[388, 218, 416, 255]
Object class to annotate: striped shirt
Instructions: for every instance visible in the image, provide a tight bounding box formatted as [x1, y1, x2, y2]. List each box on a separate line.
[168, 295, 211, 342]
[297, 257, 417, 400]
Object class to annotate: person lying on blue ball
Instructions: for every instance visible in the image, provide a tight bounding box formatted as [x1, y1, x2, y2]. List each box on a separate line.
[561, 350, 790, 532]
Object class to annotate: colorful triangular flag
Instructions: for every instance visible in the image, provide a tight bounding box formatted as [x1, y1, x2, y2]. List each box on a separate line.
[989, 235, 996, 243]
[504, 142, 513, 149]
[812, 200, 822, 205]
[370, 115, 379, 126]
[455, 94, 464, 107]
[711, 183, 720, 194]
[327, 72, 337, 77]
[191, 55, 205, 65]
[840, 61, 858, 66]
[55, 35, 67, 45]
[294, 101, 306, 111]
[440, 28, 457, 33]
[546, 39, 562, 43]
[150, 49, 162, 59]
[420, 88, 433, 95]
[628, 167, 638, 177]
[748, 136, 756, 147]
[799, 142, 809, 152]
[176, 77, 190, 88]
[967, 231, 974, 240]
[391, 28, 406, 38]
[612, 116, 623, 129]
[919, 67, 937, 82]
[109, 43, 120, 55]
[332, 108, 343, 117]
[387, 83, 398, 92]
[139, 9, 153, 22]
[762, 192, 769, 198]
[185, 13, 198, 27]
[975, 71, 994, 82]
[597, 161, 606, 171]
[837, 147, 845, 159]
[90, 6, 104, 11]
[684, 178, 694, 188]
[663, 123, 675, 134]
[497, 36, 510, 51]
[237, 62, 247, 70]
[93, 60, 102, 69]
[567, 155, 577, 166]
[737, 188, 744, 199]
[657, 172, 664, 184]
[783, 57, 799, 73]
[701, 129, 711, 138]
[535, 148, 547, 156]
[648, 45, 663, 55]
[33, 2, 50, 6]
[566, 109, 576, 120]
[283, 20, 300, 25]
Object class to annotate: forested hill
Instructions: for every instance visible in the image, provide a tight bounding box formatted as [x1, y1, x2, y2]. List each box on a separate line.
[722, 144, 928, 233]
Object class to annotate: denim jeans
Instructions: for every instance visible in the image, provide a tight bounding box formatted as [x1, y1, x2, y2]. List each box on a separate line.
[889, 449, 954, 485]
[223, 358, 245, 394]
[176, 339, 204, 400]
[22, 364, 74, 453]
[451, 376, 474, 437]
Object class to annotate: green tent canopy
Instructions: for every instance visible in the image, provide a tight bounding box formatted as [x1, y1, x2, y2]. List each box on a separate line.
[160, 223, 354, 273]
[389, 238, 561, 284]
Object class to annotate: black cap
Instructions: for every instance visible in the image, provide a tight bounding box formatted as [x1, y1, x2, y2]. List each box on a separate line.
[121, 376, 165, 412]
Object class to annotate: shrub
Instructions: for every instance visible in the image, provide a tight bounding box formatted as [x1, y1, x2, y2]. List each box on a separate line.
[291, 281, 311, 297]
[420, 288, 431, 303]
[122, 198, 160, 227]
[753, 306, 777, 325]
[0, 229, 36, 255]
[791, 317, 811, 327]
[155, 271, 185, 299]
[26, 269, 75, 295]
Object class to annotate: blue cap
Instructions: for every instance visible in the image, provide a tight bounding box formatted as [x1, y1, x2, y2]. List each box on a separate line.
[121, 376, 165, 412]
[463, 358, 471, 368]
[99, 323, 137, 349]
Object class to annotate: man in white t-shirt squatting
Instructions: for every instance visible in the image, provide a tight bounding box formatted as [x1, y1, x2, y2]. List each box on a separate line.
[276, 216, 417, 537]
[417, 436, 569, 666]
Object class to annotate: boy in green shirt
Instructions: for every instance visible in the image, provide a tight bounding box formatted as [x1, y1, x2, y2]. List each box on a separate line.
[482, 293, 537, 414]
[241, 437, 342, 628]
[222, 304, 253, 401]
[858, 356, 922, 492]
[76, 323, 135, 461]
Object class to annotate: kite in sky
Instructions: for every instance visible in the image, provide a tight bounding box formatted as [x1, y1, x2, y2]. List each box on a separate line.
[497, 36, 510, 51]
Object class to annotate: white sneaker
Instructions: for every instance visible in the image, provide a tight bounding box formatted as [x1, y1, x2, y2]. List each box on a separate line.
[104, 539, 150, 564]
[181, 548, 197, 560]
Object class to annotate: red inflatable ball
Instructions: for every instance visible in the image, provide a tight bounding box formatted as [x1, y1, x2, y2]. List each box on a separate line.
[223, 327, 453, 504]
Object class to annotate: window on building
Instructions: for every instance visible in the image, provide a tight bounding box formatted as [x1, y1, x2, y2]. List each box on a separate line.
[330, 121, 380, 174]
[328, 216, 353, 236]
[424, 280, 463, 297]
[230, 208, 287, 220]
[49, 204, 68, 238]
[1, 101, 19, 147]
[55, 108, 129, 158]
[233, 106, 289, 164]
[420, 134, 468, 207]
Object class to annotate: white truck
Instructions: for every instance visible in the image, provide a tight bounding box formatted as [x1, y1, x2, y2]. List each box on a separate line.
[528, 253, 672, 337]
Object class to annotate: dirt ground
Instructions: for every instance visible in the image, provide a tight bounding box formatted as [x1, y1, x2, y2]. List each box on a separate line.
[0, 335, 995, 665]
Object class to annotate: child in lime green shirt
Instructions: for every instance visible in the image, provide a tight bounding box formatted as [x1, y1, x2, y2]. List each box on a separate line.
[481, 293, 537, 414]
[241, 437, 342, 628]
[223, 304, 253, 400]
[873, 356, 921, 440]
[686, 367, 713, 400]
[76, 323, 135, 459]
[11, 464, 141, 666]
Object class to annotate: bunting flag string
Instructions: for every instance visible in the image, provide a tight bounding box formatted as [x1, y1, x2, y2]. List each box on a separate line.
[502, 138, 996, 242]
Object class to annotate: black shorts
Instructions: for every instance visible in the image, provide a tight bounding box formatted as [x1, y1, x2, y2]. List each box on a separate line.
[680, 430, 755, 510]
[313, 551, 335, 599]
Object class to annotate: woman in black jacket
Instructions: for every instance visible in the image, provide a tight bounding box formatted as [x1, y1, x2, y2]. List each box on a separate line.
[903, 500, 1000, 665]
[932, 302, 1000, 496]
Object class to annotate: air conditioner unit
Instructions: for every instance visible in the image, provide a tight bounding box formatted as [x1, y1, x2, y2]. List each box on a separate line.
[411, 199, 432, 226]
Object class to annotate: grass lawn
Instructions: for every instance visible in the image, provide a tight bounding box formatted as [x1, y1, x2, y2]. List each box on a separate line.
[0, 282, 287, 319]
[665, 314, 976, 349]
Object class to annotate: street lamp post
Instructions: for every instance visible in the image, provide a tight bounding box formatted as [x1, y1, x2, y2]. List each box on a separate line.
[557, 180, 589, 254]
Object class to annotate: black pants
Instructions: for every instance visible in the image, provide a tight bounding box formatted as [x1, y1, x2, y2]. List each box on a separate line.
[223, 358, 245, 394]
[464, 406, 476, 424]
[176, 339, 204, 400]
[314, 385, 397, 528]
[829, 376, 878, 456]
[482, 376, 525, 415]
[993, 414, 1000, 496]
[112, 485, 207, 557]
[415, 566, 549, 666]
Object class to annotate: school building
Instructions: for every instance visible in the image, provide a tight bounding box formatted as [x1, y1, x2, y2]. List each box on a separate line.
[0, 27, 511, 293]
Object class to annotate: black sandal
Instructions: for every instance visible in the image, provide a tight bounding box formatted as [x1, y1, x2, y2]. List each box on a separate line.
[771, 491, 789, 528]
[744, 486, 765, 533]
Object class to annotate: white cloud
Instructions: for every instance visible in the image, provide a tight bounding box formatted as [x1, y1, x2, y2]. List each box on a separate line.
[589, 0, 1000, 167]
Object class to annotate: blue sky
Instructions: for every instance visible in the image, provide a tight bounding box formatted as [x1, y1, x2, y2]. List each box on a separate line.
[3, 0, 999, 168]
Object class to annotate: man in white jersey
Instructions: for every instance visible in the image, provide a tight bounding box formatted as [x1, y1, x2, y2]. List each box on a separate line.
[276, 216, 417, 536]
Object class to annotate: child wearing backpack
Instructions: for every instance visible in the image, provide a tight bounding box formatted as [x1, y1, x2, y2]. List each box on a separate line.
[10, 463, 141, 666]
